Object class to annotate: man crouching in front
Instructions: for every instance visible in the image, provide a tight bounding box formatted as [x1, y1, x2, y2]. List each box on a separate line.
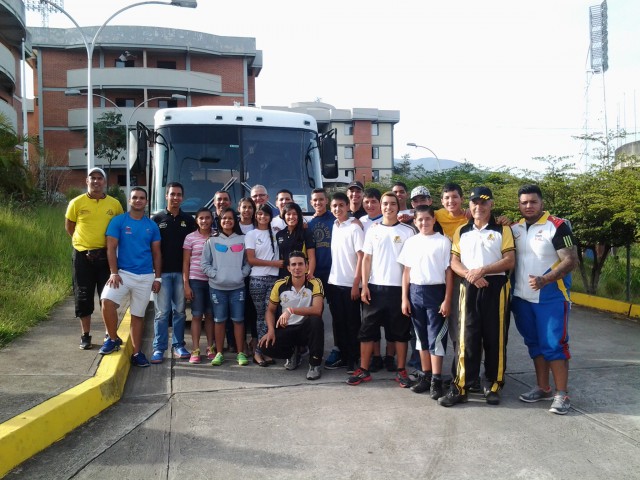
[258, 251, 325, 380]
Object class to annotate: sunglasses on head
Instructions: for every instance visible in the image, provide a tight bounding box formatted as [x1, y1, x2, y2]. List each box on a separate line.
[215, 243, 244, 253]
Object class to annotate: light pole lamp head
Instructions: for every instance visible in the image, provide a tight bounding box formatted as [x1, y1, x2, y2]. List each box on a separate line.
[406, 142, 418, 147]
[64, 89, 82, 96]
[171, 94, 187, 100]
[171, 0, 197, 7]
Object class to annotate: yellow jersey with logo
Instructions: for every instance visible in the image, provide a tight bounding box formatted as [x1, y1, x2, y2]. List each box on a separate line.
[65, 194, 123, 251]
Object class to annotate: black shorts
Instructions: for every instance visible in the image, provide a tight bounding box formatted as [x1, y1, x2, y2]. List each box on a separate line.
[359, 284, 411, 343]
[72, 248, 110, 318]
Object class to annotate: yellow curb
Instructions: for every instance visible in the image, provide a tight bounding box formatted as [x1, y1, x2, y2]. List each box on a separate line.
[630, 304, 640, 319]
[0, 311, 133, 477]
[572, 292, 632, 316]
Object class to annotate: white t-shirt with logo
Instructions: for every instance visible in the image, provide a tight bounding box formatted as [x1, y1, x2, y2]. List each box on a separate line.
[362, 222, 415, 287]
[245, 228, 279, 277]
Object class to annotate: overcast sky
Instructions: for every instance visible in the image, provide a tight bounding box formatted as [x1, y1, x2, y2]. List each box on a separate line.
[27, 0, 640, 172]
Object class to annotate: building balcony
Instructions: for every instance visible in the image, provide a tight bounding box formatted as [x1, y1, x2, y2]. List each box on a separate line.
[0, 41, 16, 90]
[0, 98, 17, 130]
[68, 106, 160, 129]
[0, 0, 27, 47]
[67, 67, 221, 95]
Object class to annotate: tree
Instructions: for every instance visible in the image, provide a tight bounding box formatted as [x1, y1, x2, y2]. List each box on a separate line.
[563, 132, 640, 294]
[393, 153, 412, 177]
[0, 112, 37, 200]
[94, 111, 126, 185]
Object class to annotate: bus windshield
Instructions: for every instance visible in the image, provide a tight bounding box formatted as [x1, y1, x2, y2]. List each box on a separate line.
[152, 124, 323, 215]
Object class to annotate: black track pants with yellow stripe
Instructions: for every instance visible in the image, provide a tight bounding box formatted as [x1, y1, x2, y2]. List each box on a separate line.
[454, 275, 510, 395]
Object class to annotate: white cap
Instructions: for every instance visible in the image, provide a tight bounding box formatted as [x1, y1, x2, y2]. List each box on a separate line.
[88, 167, 106, 178]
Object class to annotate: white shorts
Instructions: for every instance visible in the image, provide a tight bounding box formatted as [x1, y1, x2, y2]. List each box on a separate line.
[101, 270, 155, 317]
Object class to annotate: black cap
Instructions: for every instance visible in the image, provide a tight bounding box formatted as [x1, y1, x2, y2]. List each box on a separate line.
[347, 181, 364, 191]
[469, 186, 493, 201]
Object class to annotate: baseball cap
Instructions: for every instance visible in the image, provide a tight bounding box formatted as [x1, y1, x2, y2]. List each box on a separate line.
[469, 186, 493, 201]
[88, 167, 107, 178]
[347, 181, 364, 191]
[410, 186, 431, 199]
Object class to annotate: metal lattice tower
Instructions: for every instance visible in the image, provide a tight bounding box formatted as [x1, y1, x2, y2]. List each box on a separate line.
[589, 0, 608, 74]
[25, 0, 64, 27]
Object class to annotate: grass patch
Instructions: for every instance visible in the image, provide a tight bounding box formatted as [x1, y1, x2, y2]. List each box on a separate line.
[0, 203, 71, 347]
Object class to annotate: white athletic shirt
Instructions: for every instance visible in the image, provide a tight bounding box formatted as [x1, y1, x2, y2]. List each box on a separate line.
[245, 228, 279, 277]
[362, 222, 415, 287]
[397, 232, 451, 285]
[328, 217, 364, 287]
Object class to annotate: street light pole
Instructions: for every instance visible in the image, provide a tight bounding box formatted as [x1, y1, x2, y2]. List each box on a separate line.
[40, 0, 197, 174]
[407, 142, 441, 171]
[124, 94, 186, 200]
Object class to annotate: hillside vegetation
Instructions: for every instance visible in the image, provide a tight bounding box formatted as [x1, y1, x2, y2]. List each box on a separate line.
[0, 203, 71, 347]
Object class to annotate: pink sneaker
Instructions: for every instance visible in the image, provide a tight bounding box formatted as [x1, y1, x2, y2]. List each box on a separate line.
[206, 346, 216, 360]
[189, 348, 201, 364]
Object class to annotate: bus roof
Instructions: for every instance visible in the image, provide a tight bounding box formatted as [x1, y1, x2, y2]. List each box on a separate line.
[154, 105, 318, 131]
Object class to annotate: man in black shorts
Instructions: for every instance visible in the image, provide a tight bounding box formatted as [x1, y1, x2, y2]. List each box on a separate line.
[347, 192, 415, 386]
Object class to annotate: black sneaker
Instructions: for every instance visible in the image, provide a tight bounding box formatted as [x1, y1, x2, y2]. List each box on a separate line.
[410, 373, 432, 394]
[369, 355, 384, 372]
[395, 369, 413, 388]
[430, 377, 444, 400]
[383, 355, 397, 372]
[484, 387, 500, 405]
[438, 388, 468, 407]
[79, 333, 92, 350]
[346, 368, 372, 386]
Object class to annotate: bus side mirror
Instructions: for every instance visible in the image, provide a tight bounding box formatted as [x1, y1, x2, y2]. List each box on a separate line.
[320, 129, 338, 179]
[131, 122, 148, 173]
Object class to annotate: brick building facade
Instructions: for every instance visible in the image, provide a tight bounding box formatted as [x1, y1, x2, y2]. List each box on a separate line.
[29, 25, 262, 189]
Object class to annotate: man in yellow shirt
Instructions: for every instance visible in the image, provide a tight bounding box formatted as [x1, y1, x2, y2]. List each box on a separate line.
[65, 168, 123, 349]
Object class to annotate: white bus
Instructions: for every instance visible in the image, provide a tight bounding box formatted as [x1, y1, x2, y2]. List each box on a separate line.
[133, 105, 337, 215]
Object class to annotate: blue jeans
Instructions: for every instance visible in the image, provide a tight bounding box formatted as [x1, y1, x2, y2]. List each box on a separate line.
[210, 287, 245, 323]
[153, 272, 187, 351]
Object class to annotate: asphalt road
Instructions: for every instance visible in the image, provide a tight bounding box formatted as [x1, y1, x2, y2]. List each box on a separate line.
[8, 305, 640, 480]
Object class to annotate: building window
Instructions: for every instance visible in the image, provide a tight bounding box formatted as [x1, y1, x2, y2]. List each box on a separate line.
[158, 99, 178, 108]
[115, 60, 134, 68]
[372, 170, 380, 182]
[344, 123, 353, 136]
[157, 60, 177, 69]
[115, 98, 135, 107]
[344, 146, 354, 159]
[371, 123, 379, 136]
[372, 146, 379, 159]
[344, 169, 354, 180]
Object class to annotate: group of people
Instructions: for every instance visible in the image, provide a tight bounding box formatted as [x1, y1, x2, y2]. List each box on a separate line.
[65, 169, 577, 415]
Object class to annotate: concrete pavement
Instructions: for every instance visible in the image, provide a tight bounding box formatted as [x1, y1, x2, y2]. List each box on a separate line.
[1, 298, 639, 478]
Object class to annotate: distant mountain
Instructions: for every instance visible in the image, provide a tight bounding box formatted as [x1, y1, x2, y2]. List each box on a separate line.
[394, 157, 462, 172]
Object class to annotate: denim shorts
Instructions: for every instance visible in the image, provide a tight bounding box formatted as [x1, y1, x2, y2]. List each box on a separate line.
[189, 279, 212, 317]
[211, 287, 245, 323]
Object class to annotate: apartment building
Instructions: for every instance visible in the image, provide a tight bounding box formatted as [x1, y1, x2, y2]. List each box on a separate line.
[0, 0, 31, 135]
[29, 25, 262, 188]
[267, 101, 400, 185]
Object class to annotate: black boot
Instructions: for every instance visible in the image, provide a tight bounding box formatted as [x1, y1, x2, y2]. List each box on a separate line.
[410, 371, 432, 394]
[430, 376, 444, 400]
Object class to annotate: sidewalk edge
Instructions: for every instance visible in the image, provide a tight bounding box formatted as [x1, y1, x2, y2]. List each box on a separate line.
[572, 292, 639, 319]
[0, 311, 133, 477]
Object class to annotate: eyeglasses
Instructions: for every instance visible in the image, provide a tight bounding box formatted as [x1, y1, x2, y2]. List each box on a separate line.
[214, 243, 244, 253]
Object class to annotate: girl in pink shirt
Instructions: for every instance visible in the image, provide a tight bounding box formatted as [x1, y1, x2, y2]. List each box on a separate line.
[183, 208, 215, 363]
